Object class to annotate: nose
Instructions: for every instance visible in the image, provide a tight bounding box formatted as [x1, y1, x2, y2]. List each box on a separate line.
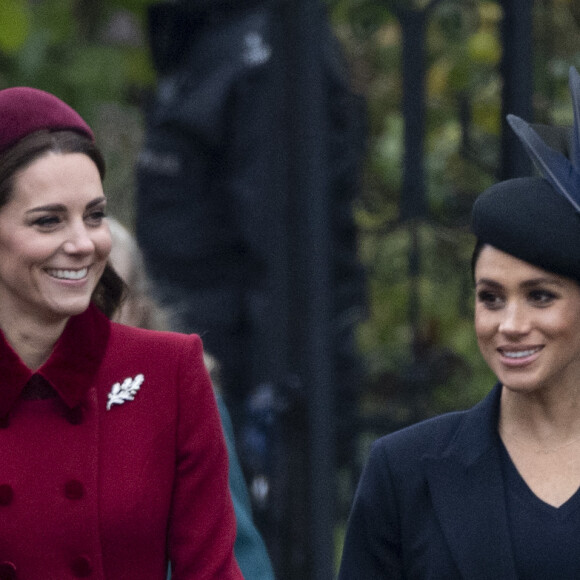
[498, 300, 530, 336]
[62, 222, 95, 255]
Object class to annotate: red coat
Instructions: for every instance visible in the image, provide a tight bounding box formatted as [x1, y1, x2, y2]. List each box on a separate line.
[0, 304, 243, 580]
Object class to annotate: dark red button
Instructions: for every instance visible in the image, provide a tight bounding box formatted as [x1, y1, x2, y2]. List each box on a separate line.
[71, 555, 92, 577]
[66, 406, 83, 425]
[64, 480, 84, 500]
[0, 485, 13, 506]
[0, 561, 16, 580]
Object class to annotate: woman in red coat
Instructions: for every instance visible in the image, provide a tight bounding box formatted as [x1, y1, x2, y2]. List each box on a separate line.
[0, 87, 243, 580]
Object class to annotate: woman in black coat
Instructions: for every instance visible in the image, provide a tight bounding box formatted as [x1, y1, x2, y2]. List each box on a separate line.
[339, 66, 580, 579]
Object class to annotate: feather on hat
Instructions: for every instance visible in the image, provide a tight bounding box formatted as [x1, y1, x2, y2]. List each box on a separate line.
[507, 66, 580, 213]
[471, 66, 580, 282]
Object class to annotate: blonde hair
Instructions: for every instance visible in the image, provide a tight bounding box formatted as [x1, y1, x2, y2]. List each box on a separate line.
[108, 217, 170, 331]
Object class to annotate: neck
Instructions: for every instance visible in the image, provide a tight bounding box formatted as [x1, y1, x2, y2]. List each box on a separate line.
[500, 385, 580, 450]
[0, 313, 68, 371]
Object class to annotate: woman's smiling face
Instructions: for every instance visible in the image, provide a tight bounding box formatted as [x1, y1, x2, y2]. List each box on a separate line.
[0, 152, 111, 325]
[474, 245, 580, 396]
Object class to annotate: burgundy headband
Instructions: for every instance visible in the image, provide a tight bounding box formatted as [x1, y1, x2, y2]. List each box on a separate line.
[0, 87, 94, 156]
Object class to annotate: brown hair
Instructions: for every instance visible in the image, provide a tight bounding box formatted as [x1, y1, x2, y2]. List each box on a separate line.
[0, 130, 125, 318]
[470, 239, 485, 284]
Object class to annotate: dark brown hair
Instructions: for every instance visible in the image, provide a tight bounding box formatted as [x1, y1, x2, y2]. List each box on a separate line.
[0, 130, 125, 318]
[470, 239, 485, 284]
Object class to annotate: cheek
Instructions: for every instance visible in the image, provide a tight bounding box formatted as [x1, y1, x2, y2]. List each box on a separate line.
[545, 316, 580, 343]
[0, 237, 49, 265]
[535, 303, 578, 336]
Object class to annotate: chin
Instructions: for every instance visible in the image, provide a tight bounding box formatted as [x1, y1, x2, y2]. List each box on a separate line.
[49, 298, 93, 319]
[500, 376, 545, 394]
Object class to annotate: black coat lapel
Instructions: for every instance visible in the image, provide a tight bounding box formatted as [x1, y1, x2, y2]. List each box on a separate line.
[424, 386, 518, 580]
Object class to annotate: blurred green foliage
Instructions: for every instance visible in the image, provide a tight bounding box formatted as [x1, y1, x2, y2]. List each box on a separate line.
[330, 0, 580, 424]
[2, 0, 580, 427]
[0, 0, 154, 222]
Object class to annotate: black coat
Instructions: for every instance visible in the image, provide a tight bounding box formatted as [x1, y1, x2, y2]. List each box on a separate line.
[338, 384, 519, 580]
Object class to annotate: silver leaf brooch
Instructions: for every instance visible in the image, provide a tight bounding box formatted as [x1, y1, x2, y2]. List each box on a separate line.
[106, 374, 144, 411]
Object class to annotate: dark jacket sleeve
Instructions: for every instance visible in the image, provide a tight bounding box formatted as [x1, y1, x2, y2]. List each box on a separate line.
[338, 441, 403, 580]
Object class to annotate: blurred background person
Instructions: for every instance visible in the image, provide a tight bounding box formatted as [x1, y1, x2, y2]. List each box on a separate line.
[135, 0, 367, 435]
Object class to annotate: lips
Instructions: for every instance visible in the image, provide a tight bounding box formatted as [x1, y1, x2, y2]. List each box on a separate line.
[497, 346, 543, 367]
[46, 267, 88, 281]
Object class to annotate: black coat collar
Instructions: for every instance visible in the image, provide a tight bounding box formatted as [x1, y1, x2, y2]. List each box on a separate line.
[423, 385, 518, 580]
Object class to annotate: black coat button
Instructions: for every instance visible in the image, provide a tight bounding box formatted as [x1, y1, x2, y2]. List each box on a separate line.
[0, 485, 13, 506]
[71, 555, 92, 577]
[0, 561, 16, 580]
[64, 480, 84, 500]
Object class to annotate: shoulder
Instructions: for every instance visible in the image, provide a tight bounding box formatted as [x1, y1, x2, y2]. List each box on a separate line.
[368, 410, 467, 472]
[377, 410, 466, 454]
[365, 385, 501, 478]
[349, 411, 471, 517]
[109, 322, 203, 355]
[102, 323, 209, 386]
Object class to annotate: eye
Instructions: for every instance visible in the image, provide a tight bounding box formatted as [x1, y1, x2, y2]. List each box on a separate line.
[85, 208, 106, 226]
[528, 289, 557, 306]
[33, 215, 61, 228]
[477, 289, 504, 310]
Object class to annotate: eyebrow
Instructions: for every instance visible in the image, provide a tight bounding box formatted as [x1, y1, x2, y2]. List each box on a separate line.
[25, 196, 107, 215]
[476, 277, 564, 289]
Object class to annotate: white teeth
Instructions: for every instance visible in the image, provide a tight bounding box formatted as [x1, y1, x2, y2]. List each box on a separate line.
[47, 268, 88, 280]
[503, 349, 539, 359]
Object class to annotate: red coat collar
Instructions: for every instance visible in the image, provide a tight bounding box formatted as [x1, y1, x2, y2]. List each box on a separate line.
[0, 303, 111, 417]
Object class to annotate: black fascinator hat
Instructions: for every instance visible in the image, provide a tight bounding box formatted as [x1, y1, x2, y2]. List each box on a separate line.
[471, 66, 580, 283]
